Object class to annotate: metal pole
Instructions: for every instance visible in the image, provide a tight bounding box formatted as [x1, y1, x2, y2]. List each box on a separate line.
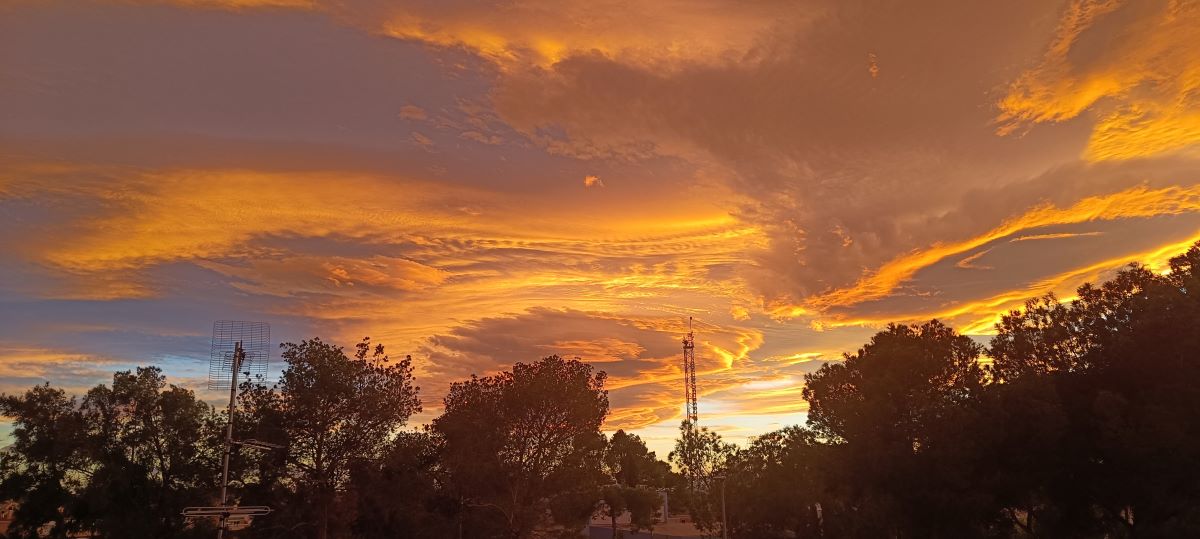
[721, 477, 728, 539]
[217, 342, 243, 539]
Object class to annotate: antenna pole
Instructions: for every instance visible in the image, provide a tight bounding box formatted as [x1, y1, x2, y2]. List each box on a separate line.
[683, 317, 698, 425]
[217, 341, 243, 539]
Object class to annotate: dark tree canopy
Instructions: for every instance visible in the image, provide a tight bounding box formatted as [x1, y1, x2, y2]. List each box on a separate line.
[236, 337, 421, 539]
[433, 355, 609, 539]
[596, 430, 668, 537]
[803, 320, 984, 446]
[0, 368, 220, 539]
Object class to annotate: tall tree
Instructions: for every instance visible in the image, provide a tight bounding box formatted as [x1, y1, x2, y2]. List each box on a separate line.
[598, 430, 668, 537]
[669, 420, 736, 535]
[987, 247, 1200, 534]
[239, 337, 421, 539]
[0, 384, 87, 539]
[76, 367, 222, 538]
[433, 355, 609, 539]
[718, 426, 825, 539]
[802, 320, 986, 536]
[604, 430, 667, 489]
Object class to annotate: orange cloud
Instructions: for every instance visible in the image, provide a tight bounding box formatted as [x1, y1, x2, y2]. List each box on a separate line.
[804, 184, 1200, 312]
[819, 229, 1200, 335]
[1, 160, 765, 354]
[197, 256, 448, 297]
[413, 308, 765, 431]
[955, 249, 994, 270]
[398, 104, 428, 121]
[0, 345, 130, 395]
[373, 0, 806, 70]
[1009, 231, 1103, 242]
[998, 0, 1200, 160]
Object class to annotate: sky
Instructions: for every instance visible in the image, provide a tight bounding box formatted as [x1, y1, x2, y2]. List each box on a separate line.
[3, 0, 1200, 456]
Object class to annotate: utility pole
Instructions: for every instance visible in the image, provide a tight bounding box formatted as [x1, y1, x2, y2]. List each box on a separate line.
[217, 341, 243, 539]
[183, 322, 276, 534]
[720, 475, 728, 539]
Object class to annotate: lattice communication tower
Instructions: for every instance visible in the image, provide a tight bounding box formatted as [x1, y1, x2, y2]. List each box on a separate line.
[683, 316, 698, 424]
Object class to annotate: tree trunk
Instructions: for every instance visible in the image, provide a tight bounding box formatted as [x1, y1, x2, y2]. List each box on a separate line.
[318, 490, 330, 539]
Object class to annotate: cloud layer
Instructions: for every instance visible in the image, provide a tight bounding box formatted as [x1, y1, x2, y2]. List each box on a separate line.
[3, 0, 1200, 454]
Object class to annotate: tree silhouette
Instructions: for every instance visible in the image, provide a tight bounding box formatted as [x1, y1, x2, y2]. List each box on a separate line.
[718, 426, 824, 538]
[802, 320, 986, 536]
[237, 337, 421, 539]
[432, 355, 608, 539]
[669, 420, 736, 534]
[0, 369, 221, 539]
[598, 430, 668, 536]
[0, 384, 87, 538]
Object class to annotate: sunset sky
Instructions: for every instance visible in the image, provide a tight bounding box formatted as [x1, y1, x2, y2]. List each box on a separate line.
[3, 0, 1200, 455]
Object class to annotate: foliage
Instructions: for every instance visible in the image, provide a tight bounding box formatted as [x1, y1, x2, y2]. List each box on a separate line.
[432, 355, 609, 539]
[237, 337, 421, 539]
[0, 384, 87, 538]
[669, 420, 736, 533]
[0, 369, 220, 539]
[345, 432, 458, 538]
[604, 430, 668, 489]
[597, 430, 668, 536]
[719, 426, 824, 538]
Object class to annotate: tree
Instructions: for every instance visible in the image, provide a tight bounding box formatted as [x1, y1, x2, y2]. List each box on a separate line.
[801, 320, 986, 536]
[239, 337, 421, 539]
[596, 484, 660, 538]
[719, 426, 825, 539]
[0, 384, 87, 538]
[75, 367, 222, 538]
[986, 247, 1200, 535]
[346, 431, 458, 539]
[0, 369, 221, 539]
[604, 430, 668, 489]
[988, 265, 1168, 383]
[598, 430, 668, 537]
[669, 420, 736, 535]
[433, 355, 609, 539]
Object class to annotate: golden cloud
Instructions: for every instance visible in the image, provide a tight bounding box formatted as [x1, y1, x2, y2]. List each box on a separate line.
[373, 0, 806, 70]
[101, 0, 805, 71]
[409, 308, 770, 430]
[197, 255, 448, 297]
[0, 345, 129, 395]
[804, 184, 1200, 312]
[819, 228, 1200, 335]
[998, 0, 1200, 161]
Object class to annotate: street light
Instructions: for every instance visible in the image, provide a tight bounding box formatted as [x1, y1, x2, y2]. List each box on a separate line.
[712, 474, 728, 539]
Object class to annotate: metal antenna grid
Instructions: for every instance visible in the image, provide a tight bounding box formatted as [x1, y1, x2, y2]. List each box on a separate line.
[209, 320, 270, 389]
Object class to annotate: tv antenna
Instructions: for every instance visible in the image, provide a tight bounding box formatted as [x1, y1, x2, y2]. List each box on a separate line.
[209, 320, 270, 390]
[184, 321, 281, 539]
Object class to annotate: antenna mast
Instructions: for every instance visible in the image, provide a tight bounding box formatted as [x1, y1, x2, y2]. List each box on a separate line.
[183, 321, 278, 538]
[683, 316, 698, 425]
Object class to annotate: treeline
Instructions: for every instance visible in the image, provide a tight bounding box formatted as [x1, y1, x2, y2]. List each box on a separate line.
[680, 243, 1200, 538]
[0, 341, 674, 539]
[3, 243, 1200, 538]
